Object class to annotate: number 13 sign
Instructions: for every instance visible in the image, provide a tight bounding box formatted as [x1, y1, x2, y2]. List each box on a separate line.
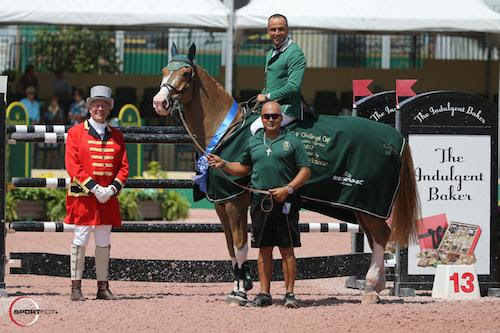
[449, 272, 475, 293]
[432, 265, 481, 299]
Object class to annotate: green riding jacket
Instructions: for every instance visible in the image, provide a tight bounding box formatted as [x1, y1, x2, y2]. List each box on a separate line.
[262, 41, 306, 119]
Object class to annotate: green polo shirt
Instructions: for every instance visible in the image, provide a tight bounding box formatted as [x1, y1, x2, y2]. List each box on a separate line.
[240, 129, 311, 190]
[262, 41, 306, 119]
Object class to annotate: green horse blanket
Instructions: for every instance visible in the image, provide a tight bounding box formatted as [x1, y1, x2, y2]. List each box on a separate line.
[206, 114, 404, 222]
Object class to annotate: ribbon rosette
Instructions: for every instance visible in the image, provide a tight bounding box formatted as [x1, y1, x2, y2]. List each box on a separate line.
[193, 154, 209, 193]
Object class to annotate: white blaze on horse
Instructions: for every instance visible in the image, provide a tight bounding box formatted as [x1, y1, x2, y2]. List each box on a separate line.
[153, 43, 420, 305]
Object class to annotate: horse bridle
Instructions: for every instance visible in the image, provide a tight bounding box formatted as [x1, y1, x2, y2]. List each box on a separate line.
[161, 72, 194, 95]
[161, 60, 196, 107]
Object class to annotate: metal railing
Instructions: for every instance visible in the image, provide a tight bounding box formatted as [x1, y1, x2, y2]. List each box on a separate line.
[0, 27, 497, 75]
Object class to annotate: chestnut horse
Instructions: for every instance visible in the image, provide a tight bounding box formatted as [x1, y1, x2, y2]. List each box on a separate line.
[153, 44, 420, 305]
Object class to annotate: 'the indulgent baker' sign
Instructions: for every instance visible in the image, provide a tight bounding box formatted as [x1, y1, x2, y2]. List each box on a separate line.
[355, 91, 396, 126]
[415, 145, 486, 202]
[413, 102, 486, 124]
[399, 91, 498, 292]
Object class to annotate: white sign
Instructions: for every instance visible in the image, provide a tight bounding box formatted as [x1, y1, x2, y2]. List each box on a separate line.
[0, 75, 7, 103]
[408, 134, 490, 275]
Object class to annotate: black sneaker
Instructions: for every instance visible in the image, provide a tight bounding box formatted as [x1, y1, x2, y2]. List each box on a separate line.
[249, 293, 272, 307]
[240, 262, 253, 291]
[284, 293, 299, 308]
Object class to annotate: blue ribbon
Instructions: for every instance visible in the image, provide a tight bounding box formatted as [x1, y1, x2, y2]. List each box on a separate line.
[194, 100, 238, 193]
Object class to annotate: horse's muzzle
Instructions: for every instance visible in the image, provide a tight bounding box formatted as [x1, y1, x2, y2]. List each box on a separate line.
[153, 94, 172, 116]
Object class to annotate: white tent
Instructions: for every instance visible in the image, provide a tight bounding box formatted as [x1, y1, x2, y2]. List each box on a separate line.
[0, 0, 229, 29]
[235, 0, 500, 33]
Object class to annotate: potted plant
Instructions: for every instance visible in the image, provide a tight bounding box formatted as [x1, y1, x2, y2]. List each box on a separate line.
[118, 161, 190, 221]
[118, 188, 190, 221]
[7, 188, 67, 221]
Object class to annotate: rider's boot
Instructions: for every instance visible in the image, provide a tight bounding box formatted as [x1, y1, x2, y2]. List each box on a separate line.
[70, 243, 87, 301]
[95, 245, 117, 300]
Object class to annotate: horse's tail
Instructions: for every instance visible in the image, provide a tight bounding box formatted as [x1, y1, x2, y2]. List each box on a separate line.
[390, 143, 421, 248]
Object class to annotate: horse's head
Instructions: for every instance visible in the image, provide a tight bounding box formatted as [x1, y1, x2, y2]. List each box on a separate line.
[153, 43, 197, 116]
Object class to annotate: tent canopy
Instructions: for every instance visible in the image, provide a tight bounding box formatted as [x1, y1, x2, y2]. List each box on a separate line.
[3, 0, 500, 32]
[0, 0, 229, 29]
[235, 0, 500, 33]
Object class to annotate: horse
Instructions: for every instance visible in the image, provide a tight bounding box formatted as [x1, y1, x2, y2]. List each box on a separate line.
[153, 43, 420, 305]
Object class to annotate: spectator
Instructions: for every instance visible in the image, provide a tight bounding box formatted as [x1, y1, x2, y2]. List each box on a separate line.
[16, 64, 38, 99]
[44, 95, 64, 124]
[42, 96, 65, 168]
[68, 88, 88, 125]
[20, 86, 41, 124]
[52, 69, 72, 112]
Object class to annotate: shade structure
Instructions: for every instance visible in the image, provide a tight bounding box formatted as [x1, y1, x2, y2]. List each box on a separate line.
[0, 0, 230, 29]
[235, 0, 500, 33]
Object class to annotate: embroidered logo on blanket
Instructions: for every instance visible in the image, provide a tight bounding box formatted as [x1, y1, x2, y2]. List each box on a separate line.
[332, 171, 365, 187]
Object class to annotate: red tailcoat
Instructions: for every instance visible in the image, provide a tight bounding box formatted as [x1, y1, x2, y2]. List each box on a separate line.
[64, 120, 129, 226]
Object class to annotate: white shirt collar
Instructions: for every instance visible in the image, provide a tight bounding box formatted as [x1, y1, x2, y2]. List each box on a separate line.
[272, 37, 293, 57]
[88, 118, 107, 136]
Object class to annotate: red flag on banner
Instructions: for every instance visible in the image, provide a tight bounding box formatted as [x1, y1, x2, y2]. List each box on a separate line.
[396, 79, 418, 107]
[352, 80, 373, 105]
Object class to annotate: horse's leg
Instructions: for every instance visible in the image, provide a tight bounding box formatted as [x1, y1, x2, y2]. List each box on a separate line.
[215, 203, 236, 260]
[215, 193, 251, 305]
[355, 212, 391, 304]
[225, 192, 252, 291]
[215, 201, 242, 304]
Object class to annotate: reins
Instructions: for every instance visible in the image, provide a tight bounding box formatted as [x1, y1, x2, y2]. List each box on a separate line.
[175, 101, 270, 196]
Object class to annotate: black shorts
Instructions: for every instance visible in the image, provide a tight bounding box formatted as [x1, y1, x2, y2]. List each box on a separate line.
[250, 194, 301, 248]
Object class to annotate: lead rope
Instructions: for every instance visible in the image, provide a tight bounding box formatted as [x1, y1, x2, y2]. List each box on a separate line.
[175, 103, 274, 212]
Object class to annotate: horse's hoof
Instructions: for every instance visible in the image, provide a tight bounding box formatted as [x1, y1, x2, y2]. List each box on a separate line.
[361, 293, 380, 304]
[230, 299, 247, 307]
[375, 279, 386, 293]
[226, 297, 247, 306]
[226, 291, 247, 306]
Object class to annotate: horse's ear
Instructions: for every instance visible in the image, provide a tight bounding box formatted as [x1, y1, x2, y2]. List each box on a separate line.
[188, 43, 196, 62]
[171, 43, 178, 58]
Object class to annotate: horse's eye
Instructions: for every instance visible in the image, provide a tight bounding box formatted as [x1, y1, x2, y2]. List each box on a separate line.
[183, 71, 191, 79]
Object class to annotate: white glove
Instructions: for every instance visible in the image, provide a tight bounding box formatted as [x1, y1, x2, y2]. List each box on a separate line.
[103, 185, 117, 197]
[91, 185, 110, 204]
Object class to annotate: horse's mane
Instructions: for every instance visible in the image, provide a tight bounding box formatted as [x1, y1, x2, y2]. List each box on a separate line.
[181, 64, 240, 148]
[195, 65, 232, 101]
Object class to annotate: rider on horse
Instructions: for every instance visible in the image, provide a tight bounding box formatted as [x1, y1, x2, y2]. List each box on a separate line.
[251, 13, 306, 135]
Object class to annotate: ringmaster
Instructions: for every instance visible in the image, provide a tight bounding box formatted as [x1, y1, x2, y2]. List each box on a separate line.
[208, 101, 311, 308]
[64, 85, 129, 301]
[251, 13, 306, 134]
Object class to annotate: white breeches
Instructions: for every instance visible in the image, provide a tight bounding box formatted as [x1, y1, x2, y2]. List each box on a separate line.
[250, 113, 296, 135]
[72, 225, 112, 247]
